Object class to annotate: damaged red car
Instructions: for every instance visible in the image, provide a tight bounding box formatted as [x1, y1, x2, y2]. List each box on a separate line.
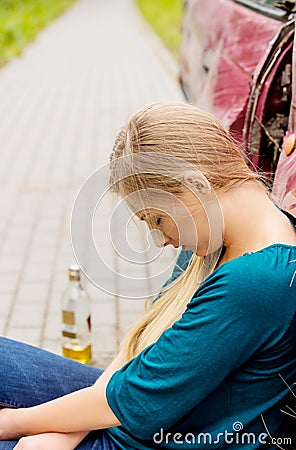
[180, 0, 296, 212]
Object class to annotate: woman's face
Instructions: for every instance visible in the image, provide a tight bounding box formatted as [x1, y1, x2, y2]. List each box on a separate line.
[136, 189, 224, 256]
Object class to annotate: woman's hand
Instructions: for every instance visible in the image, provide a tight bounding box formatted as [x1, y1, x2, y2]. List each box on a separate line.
[0, 409, 89, 448]
[0, 408, 21, 440]
[0, 408, 89, 448]
[13, 432, 87, 449]
[0, 352, 124, 438]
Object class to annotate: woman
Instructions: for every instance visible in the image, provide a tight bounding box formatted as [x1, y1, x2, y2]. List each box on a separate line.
[0, 102, 295, 449]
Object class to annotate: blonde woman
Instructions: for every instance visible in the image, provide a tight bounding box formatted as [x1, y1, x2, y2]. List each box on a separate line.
[0, 103, 296, 449]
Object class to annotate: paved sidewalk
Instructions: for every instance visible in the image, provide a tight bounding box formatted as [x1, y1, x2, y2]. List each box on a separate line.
[0, 0, 184, 367]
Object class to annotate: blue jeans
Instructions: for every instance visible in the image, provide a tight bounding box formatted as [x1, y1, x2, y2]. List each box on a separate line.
[0, 337, 118, 449]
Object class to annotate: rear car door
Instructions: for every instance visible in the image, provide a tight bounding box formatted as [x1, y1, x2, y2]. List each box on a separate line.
[180, 0, 285, 138]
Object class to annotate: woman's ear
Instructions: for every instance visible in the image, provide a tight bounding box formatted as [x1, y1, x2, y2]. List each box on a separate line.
[182, 170, 211, 195]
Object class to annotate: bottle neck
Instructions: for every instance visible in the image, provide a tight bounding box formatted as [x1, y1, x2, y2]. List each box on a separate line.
[69, 279, 81, 288]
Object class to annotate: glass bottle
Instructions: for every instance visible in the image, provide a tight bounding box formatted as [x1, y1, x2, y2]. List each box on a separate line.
[61, 265, 92, 364]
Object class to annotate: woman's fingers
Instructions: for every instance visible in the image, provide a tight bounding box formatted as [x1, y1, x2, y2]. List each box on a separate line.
[13, 433, 80, 450]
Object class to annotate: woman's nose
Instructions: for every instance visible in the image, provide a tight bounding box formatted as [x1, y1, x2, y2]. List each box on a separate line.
[162, 235, 171, 247]
[149, 229, 165, 247]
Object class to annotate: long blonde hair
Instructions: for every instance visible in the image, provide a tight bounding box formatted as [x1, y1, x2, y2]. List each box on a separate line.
[109, 102, 262, 363]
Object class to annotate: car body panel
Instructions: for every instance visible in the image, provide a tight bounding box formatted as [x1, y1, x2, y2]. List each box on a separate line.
[243, 21, 294, 170]
[180, 0, 296, 211]
[272, 139, 296, 211]
[272, 24, 296, 213]
[180, 0, 281, 132]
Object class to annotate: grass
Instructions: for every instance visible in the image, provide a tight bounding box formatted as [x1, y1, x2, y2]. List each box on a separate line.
[0, 0, 77, 67]
[136, 0, 183, 60]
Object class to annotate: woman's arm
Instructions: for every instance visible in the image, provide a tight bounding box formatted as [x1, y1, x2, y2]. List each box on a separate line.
[0, 350, 125, 440]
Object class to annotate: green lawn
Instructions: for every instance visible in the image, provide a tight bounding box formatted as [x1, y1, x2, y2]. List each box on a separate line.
[0, 0, 77, 67]
[136, 0, 183, 60]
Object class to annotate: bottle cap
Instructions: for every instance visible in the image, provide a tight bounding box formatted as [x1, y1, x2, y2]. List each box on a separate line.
[68, 265, 81, 281]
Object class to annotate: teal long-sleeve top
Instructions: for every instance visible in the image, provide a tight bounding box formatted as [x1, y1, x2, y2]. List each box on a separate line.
[105, 209, 296, 449]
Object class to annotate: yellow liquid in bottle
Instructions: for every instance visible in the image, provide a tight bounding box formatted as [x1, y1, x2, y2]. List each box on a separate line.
[62, 344, 92, 365]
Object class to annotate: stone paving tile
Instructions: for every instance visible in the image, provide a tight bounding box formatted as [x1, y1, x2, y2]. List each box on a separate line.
[9, 303, 46, 328]
[15, 281, 50, 304]
[0, 0, 183, 367]
[91, 324, 118, 364]
[1, 297, 14, 318]
[22, 263, 54, 284]
[41, 338, 61, 356]
[0, 272, 19, 291]
[0, 316, 8, 335]
[91, 300, 117, 326]
[118, 304, 146, 336]
[5, 327, 42, 347]
[42, 312, 60, 342]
